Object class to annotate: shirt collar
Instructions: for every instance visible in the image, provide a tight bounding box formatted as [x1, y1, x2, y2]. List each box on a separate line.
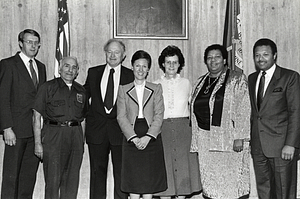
[162, 73, 181, 81]
[19, 51, 34, 65]
[106, 64, 121, 73]
[134, 80, 146, 89]
[260, 63, 276, 77]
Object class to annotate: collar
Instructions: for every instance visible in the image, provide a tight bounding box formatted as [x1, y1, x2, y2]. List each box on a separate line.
[19, 51, 34, 65]
[162, 73, 181, 81]
[134, 80, 146, 88]
[106, 64, 121, 73]
[260, 63, 276, 77]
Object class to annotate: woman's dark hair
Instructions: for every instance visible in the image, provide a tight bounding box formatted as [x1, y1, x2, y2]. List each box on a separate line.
[131, 50, 152, 69]
[204, 44, 228, 65]
[158, 45, 185, 73]
[253, 38, 277, 61]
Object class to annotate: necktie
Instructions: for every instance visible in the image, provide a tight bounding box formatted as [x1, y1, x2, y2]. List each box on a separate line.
[29, 59, 38, 89]
[104, 68, 115, 110]
[257, 71, 266, 110]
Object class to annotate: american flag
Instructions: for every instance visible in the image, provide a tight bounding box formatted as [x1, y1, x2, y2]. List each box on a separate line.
[223, 0, 243, 72]
[54, 0, 70, 77]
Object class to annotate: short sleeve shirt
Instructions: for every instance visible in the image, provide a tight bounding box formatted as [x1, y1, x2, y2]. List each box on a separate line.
[33, 78, 87, 122]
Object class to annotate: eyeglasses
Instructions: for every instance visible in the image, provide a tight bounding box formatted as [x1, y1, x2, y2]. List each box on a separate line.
[164, 61, 179, 66]
[23, 40, 41, 46]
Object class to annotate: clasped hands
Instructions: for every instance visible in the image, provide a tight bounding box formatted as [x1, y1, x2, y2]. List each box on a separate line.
[132, 136, 151, 150]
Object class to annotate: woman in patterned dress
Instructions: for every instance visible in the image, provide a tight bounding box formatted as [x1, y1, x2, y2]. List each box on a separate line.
[190, 44, 251, 199]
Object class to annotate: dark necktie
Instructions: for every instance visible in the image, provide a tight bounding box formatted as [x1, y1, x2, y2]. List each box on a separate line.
[29, 59, 38, 89]
[257, 71, 266, 110]
[104, 68, 115, 110]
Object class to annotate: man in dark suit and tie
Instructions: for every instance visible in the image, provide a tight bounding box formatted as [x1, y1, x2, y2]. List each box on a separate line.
[0, 29, 47, 199]
[84, 39, 134, 199]
[248, 38, 300, 199]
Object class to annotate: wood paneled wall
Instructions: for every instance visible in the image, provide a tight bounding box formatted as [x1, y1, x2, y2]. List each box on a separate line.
[1, 0, 300, 198]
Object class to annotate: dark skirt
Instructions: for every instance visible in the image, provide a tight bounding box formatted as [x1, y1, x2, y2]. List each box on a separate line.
[121, 118, 167, 194]
[155, 117, 202, 196]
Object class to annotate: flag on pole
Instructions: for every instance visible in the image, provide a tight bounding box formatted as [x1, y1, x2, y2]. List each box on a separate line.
[54, 0, 70, 77]
[223, 0, 243, 71]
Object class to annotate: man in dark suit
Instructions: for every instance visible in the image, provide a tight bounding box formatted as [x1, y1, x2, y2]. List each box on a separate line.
[248, 38, 300, 199]
[84, 39, 134, 199]
[0, 29, 47, 199]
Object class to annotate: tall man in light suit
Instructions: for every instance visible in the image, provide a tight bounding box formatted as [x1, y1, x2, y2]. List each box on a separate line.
[248, 38, 300, 199]
[84, 39, 134, 199]
[0, 29, 47, 198]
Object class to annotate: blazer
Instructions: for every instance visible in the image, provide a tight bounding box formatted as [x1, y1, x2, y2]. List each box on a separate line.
[248, 65, 300, 157]
[84, 64, 134, 145]
[117, 82, 164, 141]
[0, 52, 46, 138]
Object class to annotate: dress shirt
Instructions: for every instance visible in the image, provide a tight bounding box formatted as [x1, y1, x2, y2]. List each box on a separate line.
[154, 74, 191, 119]
[19, 51, 39, 80]
[101, 64, 121, 113]
[255, 64, 276, 98]
[134, 80, 146, 118]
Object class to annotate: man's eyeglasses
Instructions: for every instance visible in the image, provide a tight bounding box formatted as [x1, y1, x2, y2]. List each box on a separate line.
[23, 40, 41, 46]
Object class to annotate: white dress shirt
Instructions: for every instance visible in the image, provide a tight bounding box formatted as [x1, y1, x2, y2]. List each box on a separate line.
[154, 74, 191, 119]
[19, 51, 39, 80]
[101, 64, 121, 113]
[255, 64, 276, 98]
[134, 80, 146, 118]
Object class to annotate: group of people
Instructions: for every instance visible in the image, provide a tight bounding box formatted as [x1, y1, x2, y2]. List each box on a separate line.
[0, 28, 299, 199]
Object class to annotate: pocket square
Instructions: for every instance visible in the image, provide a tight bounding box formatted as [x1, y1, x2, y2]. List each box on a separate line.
[273, 87, 283, 92]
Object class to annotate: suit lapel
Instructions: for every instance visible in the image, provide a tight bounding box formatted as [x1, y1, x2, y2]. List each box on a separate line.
[126, 82, 154, 109]
[36, 61, 46, 88]
[96, 66, 106, 105]
[14, 54, 36, 89]
[249, 72, 259, 111]
[127, 85, 138, 106]
[143, 83, 154, 108]
[260, 66, 281, 111]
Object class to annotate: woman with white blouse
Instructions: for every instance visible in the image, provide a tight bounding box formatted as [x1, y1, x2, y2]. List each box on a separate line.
[154, 45, 202, 199]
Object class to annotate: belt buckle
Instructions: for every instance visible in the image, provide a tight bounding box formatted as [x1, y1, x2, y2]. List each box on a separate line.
[60, 121, 70, 127]
[66, 121, 72, 127]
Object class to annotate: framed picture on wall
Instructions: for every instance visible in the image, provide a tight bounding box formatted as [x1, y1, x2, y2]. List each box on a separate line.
[113, 0, 188, 39]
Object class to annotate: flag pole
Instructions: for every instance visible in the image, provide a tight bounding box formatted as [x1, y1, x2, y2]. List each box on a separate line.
[231, 0, 235, 71]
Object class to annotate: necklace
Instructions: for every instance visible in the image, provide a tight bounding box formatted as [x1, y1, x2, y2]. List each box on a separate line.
[204, 76, 219, 94]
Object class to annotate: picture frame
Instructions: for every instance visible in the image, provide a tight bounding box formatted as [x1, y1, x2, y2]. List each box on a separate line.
[113, 0, 188, 39]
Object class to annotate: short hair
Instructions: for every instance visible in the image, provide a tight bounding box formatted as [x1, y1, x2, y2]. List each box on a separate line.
[59, 56, 79, 68]
[253, 38, 277, 56]
[131, 50, 152, 70]
[103, 39, 126, 53]
[158, 45, 185, 73]
[204, 44, 228, 65]
[18, 29, 41, 49]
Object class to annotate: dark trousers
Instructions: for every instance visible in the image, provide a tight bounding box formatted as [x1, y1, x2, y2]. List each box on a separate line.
[1, 137, 40, 199]
[43, 125, 84, 199]
[88, 141, 127, 199]
[252, 152, 297, 199]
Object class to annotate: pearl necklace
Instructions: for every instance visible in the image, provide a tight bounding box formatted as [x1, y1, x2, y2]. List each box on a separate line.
[204, 76, 219, 94]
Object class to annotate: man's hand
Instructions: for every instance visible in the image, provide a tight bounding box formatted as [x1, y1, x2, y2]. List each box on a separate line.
[281, 145, 295, 160]
[35, 143, 43, 160]
[233, 139, 244, 152]
[3, 127, 16, 146]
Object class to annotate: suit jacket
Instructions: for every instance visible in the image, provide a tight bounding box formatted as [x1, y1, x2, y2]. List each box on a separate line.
[0, 52, 46, 138]
[248, 65, 300, 157]
[117, 82, 164, 140]
[84, 64, 134, 145]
